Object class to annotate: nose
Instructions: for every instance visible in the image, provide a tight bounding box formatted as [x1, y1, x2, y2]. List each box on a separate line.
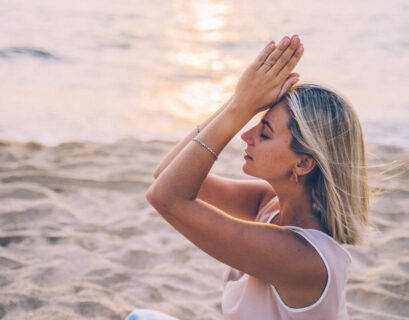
[241, 125, 256, 144]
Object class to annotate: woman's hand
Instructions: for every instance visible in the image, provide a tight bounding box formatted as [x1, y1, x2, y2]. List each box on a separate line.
[230, 35, 303, 115]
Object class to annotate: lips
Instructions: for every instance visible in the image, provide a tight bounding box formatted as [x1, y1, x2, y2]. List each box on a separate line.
[244, 150, 253, 160]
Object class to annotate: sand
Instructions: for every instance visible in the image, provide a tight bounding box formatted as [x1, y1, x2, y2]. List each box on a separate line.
[0, 138, 408, 320]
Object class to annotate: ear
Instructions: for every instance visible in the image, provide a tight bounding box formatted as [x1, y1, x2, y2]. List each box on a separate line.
[294, 155, 316, 177]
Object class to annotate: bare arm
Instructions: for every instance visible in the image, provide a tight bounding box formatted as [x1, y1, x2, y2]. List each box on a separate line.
[152, 96, 275, 221]
[145, 36, 324, 292]
[153, 96, 233, 179]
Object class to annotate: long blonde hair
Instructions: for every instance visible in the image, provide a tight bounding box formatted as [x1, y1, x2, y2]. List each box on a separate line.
[284, 83, 371, 245]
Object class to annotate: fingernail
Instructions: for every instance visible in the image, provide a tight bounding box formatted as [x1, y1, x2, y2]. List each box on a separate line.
[269, 43, 276, 49]
[297, 45, 304, 54]
[292, 36, 300, 45]
[283, 38, 290, 47]
[265, 40, 275, 48]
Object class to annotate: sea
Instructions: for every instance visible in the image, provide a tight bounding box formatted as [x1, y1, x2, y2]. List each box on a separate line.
[1, 0, 408, 148]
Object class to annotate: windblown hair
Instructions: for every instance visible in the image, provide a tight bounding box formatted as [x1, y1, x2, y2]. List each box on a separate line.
[283, 83, 371, 245]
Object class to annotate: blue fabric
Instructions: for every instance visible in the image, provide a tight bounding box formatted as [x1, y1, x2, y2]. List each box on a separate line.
[125, 309, 180, 320]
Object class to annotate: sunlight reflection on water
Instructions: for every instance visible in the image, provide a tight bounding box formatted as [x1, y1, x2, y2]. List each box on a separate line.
[0, 0, 408, 147]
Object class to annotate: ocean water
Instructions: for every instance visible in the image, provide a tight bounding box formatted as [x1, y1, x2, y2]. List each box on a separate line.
[1, 0, 408, 147]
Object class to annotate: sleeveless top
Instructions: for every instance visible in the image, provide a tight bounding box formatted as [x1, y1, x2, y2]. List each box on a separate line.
[221, 198, 352, 320]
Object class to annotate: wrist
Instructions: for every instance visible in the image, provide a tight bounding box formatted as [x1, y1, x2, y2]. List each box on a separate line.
[226, 96, 256, 119]
[222, 103, 255, 132]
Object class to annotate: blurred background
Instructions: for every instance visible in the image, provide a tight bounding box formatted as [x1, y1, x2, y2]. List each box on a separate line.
[0, 0, 408, 148]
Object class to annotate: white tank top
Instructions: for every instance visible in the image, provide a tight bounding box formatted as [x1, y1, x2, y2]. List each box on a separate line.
[221, 199, 352, 320]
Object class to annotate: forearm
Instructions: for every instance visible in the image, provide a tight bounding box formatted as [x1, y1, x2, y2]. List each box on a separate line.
[147, 33, 303, 212]
[147, 101, 253, 202]
[153, 96, 233, 179]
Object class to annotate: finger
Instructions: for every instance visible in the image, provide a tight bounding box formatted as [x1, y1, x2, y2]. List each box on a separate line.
[259, 36, 291, 72]
[268, 35, 301, 76]
[251, 41, 276, 71]
[278, 74, 300, 99]
[276, 43, 304, 81]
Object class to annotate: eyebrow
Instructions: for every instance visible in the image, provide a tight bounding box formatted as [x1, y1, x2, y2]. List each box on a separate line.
[261, 119, 274, 133]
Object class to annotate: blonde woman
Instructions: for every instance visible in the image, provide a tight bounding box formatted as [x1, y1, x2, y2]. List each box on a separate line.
[127, 34, 369, 319]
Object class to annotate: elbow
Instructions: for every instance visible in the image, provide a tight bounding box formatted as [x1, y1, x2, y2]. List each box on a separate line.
[145, 187, 154, 204]
[146, 180, 193, 206]
[145, 184, 160, 205]
[145, 182, 170, 208]
[145, 185, 175, 216]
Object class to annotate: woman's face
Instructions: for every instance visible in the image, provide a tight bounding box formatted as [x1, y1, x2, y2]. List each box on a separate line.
[241, 100, 299, 182]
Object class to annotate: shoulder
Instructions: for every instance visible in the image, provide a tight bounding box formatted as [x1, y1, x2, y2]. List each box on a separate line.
[296, 227, 353, 264]
[283, 226, 351, 290]
[274, 226, 350, 312]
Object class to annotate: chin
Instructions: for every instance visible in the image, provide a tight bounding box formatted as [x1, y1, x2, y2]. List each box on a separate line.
[243, 167, 266, 181]
[242, 164, 254, 177]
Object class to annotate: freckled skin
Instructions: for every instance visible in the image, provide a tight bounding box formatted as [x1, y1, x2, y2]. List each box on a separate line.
[241, 100, 298, 183]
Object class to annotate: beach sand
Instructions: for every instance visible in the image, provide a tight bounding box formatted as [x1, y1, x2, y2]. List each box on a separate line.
[0, 138, 407, 320]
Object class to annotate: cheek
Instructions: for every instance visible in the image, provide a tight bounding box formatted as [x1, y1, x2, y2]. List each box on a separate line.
[260, 143, 295, 174]
[263, 141, 288, 161]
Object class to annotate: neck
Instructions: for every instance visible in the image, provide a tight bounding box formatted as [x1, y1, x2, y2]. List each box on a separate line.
[269, 179, 316, 228]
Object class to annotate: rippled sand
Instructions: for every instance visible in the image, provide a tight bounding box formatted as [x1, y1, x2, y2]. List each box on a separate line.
[0, 138, 407, 319]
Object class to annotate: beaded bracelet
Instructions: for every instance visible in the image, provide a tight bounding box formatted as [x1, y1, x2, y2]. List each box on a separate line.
[192, 138, 218, 160]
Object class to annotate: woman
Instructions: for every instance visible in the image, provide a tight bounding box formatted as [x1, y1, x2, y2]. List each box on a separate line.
[127, 34, 369, 319]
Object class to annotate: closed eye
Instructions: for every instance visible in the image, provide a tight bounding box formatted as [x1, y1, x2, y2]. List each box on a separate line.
[259, 127, 269, 139]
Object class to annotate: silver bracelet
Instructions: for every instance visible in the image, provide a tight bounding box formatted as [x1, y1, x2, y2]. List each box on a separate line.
[192, 138, 218, 160]
[195, 125, 200, 134]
